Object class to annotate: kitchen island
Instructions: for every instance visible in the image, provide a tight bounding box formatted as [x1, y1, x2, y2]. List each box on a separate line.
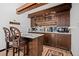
[21, 33, 44, 56]
[29, 31, 71, 51]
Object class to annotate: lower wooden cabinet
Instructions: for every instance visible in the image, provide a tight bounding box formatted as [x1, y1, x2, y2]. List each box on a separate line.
[56, 34, 71, 50]
[44, 34, 57, 47]
[28, 36, 43, 56]
[29, 32, 71, 51]
[44, 33, 71, 50]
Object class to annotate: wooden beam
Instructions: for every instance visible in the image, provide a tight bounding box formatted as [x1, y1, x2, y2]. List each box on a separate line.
[16, 3, 47, 14]
[16, 3, 36, 12]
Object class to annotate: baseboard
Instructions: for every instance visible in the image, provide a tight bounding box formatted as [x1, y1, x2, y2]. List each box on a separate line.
[70, 51, 73, 56]
[0, 48, 6, 52]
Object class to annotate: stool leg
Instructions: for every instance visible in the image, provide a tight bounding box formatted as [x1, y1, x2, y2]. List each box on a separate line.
[15, 48, 17, 53]
[13, 47, 15, 56]
[18, 48, 20, 56]
[6, 49, 8, 56]
[6, 42, 9, 56]
[23, 46, 26, 56]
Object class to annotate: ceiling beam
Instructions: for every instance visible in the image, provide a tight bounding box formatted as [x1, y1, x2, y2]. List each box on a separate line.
[16, 3, 47, 14]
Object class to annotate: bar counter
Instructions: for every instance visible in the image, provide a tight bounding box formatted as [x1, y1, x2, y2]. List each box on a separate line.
[21, 33, 44, 56]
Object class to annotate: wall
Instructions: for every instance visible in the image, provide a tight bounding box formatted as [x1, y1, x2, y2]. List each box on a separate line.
[18, 13, 31, 34]
[71, 3, 79, 56]
[0, 3, 24, 50]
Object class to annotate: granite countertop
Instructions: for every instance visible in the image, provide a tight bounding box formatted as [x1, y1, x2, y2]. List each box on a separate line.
[21, 33, 44, 39]
[29, 31, 71, 35]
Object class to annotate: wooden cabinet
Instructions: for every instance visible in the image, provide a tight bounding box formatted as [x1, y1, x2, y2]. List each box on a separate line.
[29, 32, 71, 51]
[56, 11, 70, 26]
[30, 11, 70, 27]
[30, 32, 71, 51]
[56, 34, 71, 50]
[43, 33, 71, 50]
[31, 17, 37, 27]
[44, 33, 57, 47]
[28, 36, 43, 56]
[29, 4, 71, 27]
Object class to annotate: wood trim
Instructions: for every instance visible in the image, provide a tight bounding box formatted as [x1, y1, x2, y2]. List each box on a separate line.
[16, 3, 36, 12]
[16, 3, 47, 14]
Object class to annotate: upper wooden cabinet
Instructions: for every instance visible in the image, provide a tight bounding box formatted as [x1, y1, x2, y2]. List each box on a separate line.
[16, 3, 47, 14]
[29, 3, 72, 27]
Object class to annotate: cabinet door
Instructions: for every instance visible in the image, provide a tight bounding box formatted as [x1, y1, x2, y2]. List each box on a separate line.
[28, 37, 43, 56]
[31, 17, 36, 27]
[44, 34, 49, 45]
[44, 33, 57, 47]
[56, 34, 71, 50]
[38, 36, 43, 55]
[61, 34, 71, 50]
[28, 40, 33, 56]
[50, 34, 57, 47]
[60, 11, 70, 26]
[57, 11, 70, 26]
[64, 11, 70, 26]
[56, 34, 62, 48]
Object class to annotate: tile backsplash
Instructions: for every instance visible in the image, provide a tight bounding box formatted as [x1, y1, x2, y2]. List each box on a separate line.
[29, 26, 70, 33]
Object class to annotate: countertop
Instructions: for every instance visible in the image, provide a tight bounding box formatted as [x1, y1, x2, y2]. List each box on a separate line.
[21, 33, 44, 39]
[29, 31, 71, 35]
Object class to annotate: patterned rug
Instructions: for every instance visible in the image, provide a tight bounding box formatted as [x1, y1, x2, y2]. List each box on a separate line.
[42, 45, 72, 56]
[45, 49, 63, 56]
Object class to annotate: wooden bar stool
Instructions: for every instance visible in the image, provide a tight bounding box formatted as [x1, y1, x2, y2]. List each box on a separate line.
[10, 27, 27, 56]
[3, 27, 13, 56]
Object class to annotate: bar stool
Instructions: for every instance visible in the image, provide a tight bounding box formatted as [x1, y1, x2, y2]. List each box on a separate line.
[10, 27, 27, 56]
[3, 27, 13, 56]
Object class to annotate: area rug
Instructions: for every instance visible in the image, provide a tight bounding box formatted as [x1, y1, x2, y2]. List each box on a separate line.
[45, 49, 63, 56]
[42, 45, 72, 56]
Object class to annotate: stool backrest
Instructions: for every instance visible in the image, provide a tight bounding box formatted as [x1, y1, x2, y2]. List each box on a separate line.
[3, 27, 11, 42]
[10, 27, 21, 46]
